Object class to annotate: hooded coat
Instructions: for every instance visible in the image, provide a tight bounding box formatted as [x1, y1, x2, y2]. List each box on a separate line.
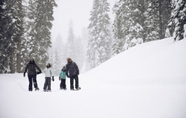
[24, 60, 41, 76]
[66, 61, 79, 77]
[43, 67, 53, 77]
[59, 69, 66, 79]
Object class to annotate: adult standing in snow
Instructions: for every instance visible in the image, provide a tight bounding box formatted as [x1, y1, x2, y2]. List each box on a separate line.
[66, 58, 81, 90]
[43, 63, 54, 92]
[23, 58, 41, 91]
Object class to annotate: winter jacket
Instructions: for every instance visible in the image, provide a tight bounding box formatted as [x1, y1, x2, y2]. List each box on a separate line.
[43, 67, 53, 77]
[66, 61, 79, 77]
[59, 70, 66, 79]
[24, 61, 41, 76]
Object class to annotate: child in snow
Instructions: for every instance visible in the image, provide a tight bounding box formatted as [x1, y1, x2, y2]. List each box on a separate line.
[59, 66, 66, 90]
[43, 63, 54, 92]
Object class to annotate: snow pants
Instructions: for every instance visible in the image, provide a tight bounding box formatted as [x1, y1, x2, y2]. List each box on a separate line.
[43, 77, 51, 91]
[60, 79, 66, 89]
[28, 74, 38, 91]
[70, 75, 79, 90]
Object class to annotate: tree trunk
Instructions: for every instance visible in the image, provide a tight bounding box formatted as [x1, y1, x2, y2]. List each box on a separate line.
[10, 50, 15, 73]
[16, 42, 21, 73]
[158, 0, 163, 39]
[16, 0, 23, 73]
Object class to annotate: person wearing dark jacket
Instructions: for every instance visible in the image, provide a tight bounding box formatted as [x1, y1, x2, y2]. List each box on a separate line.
[66, 58, 81, 90]
[24, 58, 41, 91]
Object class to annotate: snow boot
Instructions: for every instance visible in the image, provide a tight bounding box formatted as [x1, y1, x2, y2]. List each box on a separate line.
[76, 87, 81, 90]
[35, 88, 39, 91]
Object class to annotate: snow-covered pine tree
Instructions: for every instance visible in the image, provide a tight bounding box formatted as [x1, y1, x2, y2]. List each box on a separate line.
[81, 27, 89, 62]
[55, 34, 66, 65]
[87, 0, 111, 69]
[14, 0, 25, 73]
[112, 2, 126, 55]
[74, 36, 84, 69]
[145, 0, 171, 41]
[53, 49, 61, 76]
[113, 0, 145, 54]
[87, 0, 99, 69]
[81, 27, 90, 72]
[0, 0, 11, 73]
[171, 0, 186, 41]
[27, 0, 57, 69]
[49, 34, 66, 75]
[20, 0, 31, 72]
[66, 20, 75, 60]
[0, 0, 25, 73]
[112, 0, 172, 55]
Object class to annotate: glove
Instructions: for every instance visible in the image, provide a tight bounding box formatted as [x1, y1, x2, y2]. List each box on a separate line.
[52, 76, 54, 81]
[23, 73, 25, 77]
[37, 70, 41, 74]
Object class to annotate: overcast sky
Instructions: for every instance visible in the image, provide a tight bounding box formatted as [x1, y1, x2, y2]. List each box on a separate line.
[51, 0, 117, 43]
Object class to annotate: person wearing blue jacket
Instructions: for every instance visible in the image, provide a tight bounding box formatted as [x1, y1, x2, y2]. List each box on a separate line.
[59, 66, 66, 90]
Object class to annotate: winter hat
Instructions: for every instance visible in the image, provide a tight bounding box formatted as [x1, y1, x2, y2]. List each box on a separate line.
[67, 58, 72, 62]
[29, 58, 35, 64]
[62, 66, 66, 71]
[46, 63, 52, 68]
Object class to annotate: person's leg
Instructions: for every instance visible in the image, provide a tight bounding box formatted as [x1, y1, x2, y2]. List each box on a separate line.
[28, 75, 32, 91]
[33, 74, 39, 90]
[64, 79, 66, 89]
[70, 76, 74, 90]
[62, 79, 66, 89]
[60, 79, 63, 89]
[48, 77, 51, 91]
[61, 79, 64, 89]
[43, 77, 47, 91]
[75, 75, 79, 89]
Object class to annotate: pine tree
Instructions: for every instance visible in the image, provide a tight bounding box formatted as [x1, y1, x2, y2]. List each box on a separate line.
[66, 20, 75, 60]
[112, 0, 172, 55]
[0, 0, 25, 73]
[49, 34, 66, 75]
[145, 0, 171, 41]
[171, 0, 186, 41]
[74, 36, 84, 69]
[81, 27, 90, 72]
[14, 0, 24, 73]
[113, 0, 144, 53]
[87, 0, 111, 69]
[20, 0, 30, 72]
[81, 27, 89, 68]
[27, 0, 57, 69]
[53, 49, 60, 75]
[112, 2, 127, 55]
[0, 0, 9, 73]
[0, 0, 57, 73]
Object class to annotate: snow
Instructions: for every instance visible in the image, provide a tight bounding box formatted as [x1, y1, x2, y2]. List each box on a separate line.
[0, 37, 186, 118]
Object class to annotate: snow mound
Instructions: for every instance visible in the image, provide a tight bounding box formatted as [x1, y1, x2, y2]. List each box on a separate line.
[0, 37, 186, 118]
[82, 37, 186, 85]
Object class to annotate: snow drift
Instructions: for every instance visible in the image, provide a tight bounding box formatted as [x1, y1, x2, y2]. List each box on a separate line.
[0, 37, 186, 118]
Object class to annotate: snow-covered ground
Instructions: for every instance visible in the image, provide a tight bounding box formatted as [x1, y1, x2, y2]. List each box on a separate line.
[0, 37, 186, 118]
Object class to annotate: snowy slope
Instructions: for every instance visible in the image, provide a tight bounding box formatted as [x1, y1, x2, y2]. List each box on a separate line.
[0, 37, 186, 118]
